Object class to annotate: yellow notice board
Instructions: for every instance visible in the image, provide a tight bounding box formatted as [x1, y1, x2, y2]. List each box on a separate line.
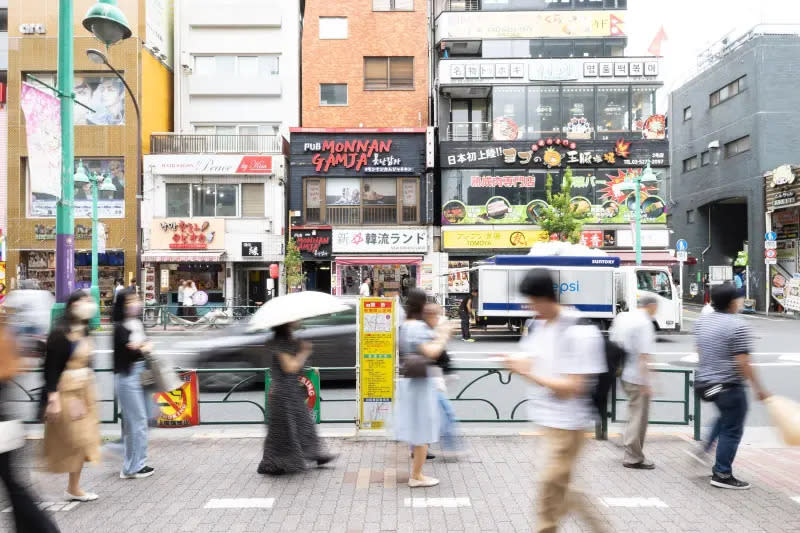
[358, 298, 396, 430]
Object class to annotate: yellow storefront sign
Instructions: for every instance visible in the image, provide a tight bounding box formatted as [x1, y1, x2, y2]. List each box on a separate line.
[443, 229, 549, 250]
[358, 298, 396, 430]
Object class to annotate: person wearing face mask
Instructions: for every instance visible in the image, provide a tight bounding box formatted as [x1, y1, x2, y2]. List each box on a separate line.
[42, 290, 102, 502]
[113, 289, 155, 480]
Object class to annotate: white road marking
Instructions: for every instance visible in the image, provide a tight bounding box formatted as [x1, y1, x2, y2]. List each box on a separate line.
[204, 498, 275, 509]
[680, 354, 699, 363]
[404, 497, 471, 508]
[599, 497, 668, 508]
[779, 355, 800, 362]
[791, 496, 800, 505]
[3, 501, 78, 513]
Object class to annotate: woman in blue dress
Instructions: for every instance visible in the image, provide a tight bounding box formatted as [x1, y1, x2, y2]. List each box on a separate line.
[395, 289, 451, 488]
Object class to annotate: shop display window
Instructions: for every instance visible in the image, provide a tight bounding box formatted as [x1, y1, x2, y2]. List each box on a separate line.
[166, 184, 190, 217]
[526, 86, 560, 138]
[492, 86, 526, 141]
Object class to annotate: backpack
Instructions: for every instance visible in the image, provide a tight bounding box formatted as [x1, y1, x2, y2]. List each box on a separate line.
[524, 317, 624, 421]
[591, 333, 626, 421]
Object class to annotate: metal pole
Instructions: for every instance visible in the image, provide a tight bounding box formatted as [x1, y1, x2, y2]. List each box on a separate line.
[90, 175, 100, 328]
[679, 259, 684, 329]
[54, 0, 75, 314]
[635, 173, 642, 266]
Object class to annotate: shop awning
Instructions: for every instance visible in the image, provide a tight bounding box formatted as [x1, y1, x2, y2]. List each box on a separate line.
[609, 251, 678, 266]
[141, 250, 226, 263]
[334, 256, 422, 265]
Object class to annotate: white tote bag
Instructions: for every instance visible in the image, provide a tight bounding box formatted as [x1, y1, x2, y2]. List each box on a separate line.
[0, 420, 25, 454]
[145, 352, 182, 393]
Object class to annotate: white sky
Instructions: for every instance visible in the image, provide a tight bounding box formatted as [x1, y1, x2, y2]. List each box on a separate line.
[624, 0, 800, 103]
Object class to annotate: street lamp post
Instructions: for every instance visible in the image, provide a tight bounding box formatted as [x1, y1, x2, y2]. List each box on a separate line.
[86, 48, 142, 288]
[619, 163, 659, 266]
[51, 0, 131, 321]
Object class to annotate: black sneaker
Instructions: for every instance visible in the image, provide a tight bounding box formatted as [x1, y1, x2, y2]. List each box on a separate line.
[710, 473, 750, 490]
[120, 466, 154, 479]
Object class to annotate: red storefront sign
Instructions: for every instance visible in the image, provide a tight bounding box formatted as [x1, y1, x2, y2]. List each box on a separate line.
[304, 139, 402, 172]
[580, 230, 604, 248]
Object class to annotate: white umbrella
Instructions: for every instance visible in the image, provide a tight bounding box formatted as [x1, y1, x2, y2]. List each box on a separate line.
[247, 291, 351, 332]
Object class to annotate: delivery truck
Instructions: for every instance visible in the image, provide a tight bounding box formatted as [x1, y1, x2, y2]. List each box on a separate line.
[474, 255, 681, 332]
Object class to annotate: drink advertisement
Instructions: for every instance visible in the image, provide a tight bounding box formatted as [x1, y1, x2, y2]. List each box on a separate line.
[358, 298, 396, 430]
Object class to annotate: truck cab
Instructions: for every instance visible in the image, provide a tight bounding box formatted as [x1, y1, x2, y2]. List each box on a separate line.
[618, 266, 681, 331]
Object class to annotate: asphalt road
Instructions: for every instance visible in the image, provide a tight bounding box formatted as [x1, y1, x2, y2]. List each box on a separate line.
[9, 307, 799, 429]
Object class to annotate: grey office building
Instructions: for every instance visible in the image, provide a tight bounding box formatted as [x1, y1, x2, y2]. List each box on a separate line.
[668, 29, 800, 309]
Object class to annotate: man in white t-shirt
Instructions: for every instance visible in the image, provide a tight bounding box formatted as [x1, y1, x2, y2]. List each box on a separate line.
[610, 294, 658, 469]
[359, 278, 371, 297]
[504, 269, 608, 533]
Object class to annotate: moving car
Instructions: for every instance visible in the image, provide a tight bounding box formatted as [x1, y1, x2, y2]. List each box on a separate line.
[176, 297, 358, 390]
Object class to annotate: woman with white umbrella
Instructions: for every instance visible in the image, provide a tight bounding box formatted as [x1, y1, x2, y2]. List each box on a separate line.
[254, 292, 343, 475]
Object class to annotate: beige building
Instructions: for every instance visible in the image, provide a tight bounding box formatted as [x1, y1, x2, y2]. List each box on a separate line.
[6, 0, 172, 310]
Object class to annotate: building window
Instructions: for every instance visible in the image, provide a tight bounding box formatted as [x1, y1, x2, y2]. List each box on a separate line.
[483, 39, 530, 59]
[166, 184, 191, 217]
[562, 86, 595, 139]
[373, 0, 413, 11]
[574, 39, 603, 58]
[526, 86, 560, 138]
[710, 75, 745, 107]
[686, 209, 695, 224]
[303, 177, 420, 225]
[320, 84, 348, 106]
[701, 150, 710, 166]
[493, 86, 527, 140]
[724, 135, 751, 158]
[319, 17, 348, 39]
[596, 86, 629, 137]
[364, 57, 414, 90]
[166, 183, 240, 217]
[193, 55, 279, 77]
[631, 86, 657, 132]
[241, 184, 265, 217]
[683, 106, 692, 121]
[682, 155, 698, 173]
[0, 9, 8, 32]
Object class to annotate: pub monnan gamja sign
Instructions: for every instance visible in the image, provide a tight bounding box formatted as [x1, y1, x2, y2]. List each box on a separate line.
[304, 139, 408, 173]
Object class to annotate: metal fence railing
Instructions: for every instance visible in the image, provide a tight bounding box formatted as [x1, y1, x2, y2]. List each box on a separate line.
[141, 305, 260, 330]
[150, 134, 282, 154]
[10, 366, 702, 440]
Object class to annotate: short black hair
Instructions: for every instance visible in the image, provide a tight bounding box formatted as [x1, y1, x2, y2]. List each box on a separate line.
[519, 269, 557, 301]
[711, 283, 741, 312]
[404, 288, 427, 320]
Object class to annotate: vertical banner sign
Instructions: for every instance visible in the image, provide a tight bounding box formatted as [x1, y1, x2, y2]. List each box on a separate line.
[154, 371, 200, 427]
[358, 298, 396, 430]
[20, 83, 62, 212]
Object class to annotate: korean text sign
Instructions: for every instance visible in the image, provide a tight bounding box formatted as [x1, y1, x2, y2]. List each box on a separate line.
[358, 298, 396, 430]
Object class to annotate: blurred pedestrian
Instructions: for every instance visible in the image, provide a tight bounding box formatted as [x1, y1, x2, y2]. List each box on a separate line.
[460, 288, 477, 342]
[42, 290, 101, 502]
[128, 278, 138, 296]
[359, 277, 371, 297]
[376, 282, 385, 297]
[112, 279, 125, 304]
[113, 289, 155, 479]
[176, 279, 185, 317]
[257, 322, 335, 475]
[694, 284, 769, 490]
[610, 295, 659, 469]
[395, 289, 450, 488]
[423, 302, 461, 455]
[183, 280, 197, 319]
[0, 320, 61, 532]
[504, 269, 608, 533]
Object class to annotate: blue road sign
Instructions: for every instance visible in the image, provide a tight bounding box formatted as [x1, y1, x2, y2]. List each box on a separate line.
[765, 231, 777, 241]
[676, 239, 688, 251]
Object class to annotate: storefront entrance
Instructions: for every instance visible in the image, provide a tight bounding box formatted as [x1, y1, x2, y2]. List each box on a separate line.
[335, 257, 420, 299]
[303, 261, 332, 293]
[234, 266, 277, 308]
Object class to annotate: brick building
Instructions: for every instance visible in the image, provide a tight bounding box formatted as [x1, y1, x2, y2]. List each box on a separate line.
[290, 0, 438, 298]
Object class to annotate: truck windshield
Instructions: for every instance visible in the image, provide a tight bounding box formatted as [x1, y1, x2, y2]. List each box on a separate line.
[637, 270, 672, 300]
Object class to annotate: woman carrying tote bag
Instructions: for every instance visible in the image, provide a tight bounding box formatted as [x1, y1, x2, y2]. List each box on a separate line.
[394, 289, 451, 488]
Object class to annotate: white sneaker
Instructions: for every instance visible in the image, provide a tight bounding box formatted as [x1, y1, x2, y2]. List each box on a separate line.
[408, 476, 440, 488]
[64, 491, 99, 502]
[120, 466, 155, 479]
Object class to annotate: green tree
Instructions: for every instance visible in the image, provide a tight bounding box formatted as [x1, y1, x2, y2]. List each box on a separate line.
[538, 166, 583, 244]
[284, 237, 306, 292]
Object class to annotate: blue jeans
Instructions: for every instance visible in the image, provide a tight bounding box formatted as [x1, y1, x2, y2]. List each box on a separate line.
[705, 385, 748, 475]
[438, 390, 460, 451]
[115, 361, 150, 475]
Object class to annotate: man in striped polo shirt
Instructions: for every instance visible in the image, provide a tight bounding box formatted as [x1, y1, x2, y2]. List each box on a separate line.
[694, 284, 769, 490]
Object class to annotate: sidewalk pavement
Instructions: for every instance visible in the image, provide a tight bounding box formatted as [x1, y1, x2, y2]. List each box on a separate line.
[3, 427, 799, 532]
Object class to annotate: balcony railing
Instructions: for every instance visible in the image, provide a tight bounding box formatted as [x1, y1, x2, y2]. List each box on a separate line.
[309, 205, 419, 226]
[150, 134, 282, 154]
[446, 122, 492, 141]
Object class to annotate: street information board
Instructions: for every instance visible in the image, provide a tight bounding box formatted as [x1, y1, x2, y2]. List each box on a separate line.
[358, 298, 397, 430]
